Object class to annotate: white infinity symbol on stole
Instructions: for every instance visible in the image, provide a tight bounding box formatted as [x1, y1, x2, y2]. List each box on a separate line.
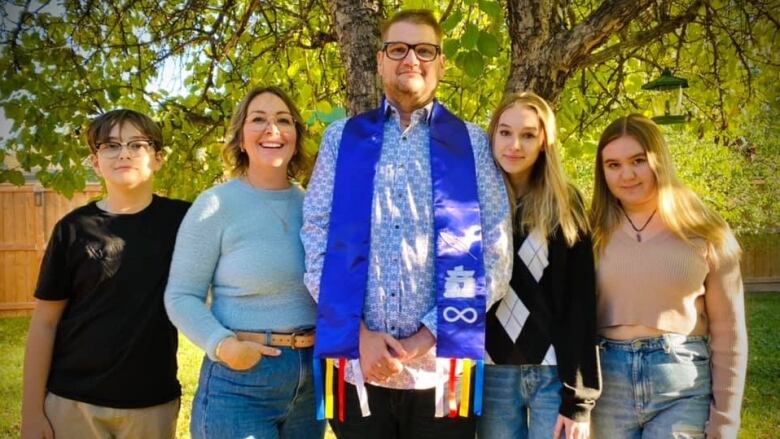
[442, 306, 478, 324]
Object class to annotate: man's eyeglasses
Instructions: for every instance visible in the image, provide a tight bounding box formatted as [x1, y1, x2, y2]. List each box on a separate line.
[95, 140, 156, 158]
[382, 42, 441, 62]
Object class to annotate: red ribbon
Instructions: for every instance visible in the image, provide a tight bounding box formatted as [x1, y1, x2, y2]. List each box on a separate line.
[448, 357, 457, 418]
[338, 358, 346, 422]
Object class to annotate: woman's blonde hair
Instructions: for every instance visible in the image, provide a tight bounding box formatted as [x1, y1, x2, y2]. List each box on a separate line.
[590, 114, 740, 263]
[488, 91, 589, 246]
[222, 86, 311, 182]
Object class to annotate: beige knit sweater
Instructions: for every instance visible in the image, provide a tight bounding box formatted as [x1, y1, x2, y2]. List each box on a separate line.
[596, 229, 747, 438]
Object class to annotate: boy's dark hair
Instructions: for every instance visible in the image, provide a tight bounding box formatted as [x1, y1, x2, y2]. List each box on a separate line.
[87, 109, 163, 154]
[380, 9, 443, 44]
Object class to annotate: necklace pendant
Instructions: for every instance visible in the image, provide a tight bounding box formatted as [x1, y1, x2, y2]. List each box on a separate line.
[637, 233, 642, 242]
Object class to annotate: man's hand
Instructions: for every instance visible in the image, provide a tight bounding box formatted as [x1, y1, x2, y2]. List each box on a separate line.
[21, 411, 54, 439]
[398, 326, 435, 363]
[216, 336, 281, 371]
[553, 414, 590, 439]
[359, 322, 407, 382]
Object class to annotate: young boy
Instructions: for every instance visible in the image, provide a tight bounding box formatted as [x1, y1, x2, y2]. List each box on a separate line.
[21, 109, 190, 439]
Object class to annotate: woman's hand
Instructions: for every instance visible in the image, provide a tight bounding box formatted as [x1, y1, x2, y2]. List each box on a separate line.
[553, 414, 590, 439]
[216, 336, 281, 371]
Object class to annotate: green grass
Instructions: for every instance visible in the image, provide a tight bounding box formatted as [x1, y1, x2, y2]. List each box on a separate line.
[2, 293, 778, 438]
[740, 292, 780, 439]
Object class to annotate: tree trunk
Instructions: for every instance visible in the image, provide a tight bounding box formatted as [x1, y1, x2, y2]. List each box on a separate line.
[328, 0, 382, 115]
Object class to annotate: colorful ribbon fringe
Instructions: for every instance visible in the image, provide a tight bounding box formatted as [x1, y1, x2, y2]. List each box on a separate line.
[435, 358, 484, 419]
[315, 357, 484, 421]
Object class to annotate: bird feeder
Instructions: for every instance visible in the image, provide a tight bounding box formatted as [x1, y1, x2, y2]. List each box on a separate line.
[642, 68, 690, 124]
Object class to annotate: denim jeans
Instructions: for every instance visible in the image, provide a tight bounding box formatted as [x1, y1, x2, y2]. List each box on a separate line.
[477, 365, 561, 439]
[190, 347, 325, 439]
[592, 335, 712, 439]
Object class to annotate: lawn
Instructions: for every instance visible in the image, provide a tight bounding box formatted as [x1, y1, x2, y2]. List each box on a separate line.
[2, 293, 778, 438]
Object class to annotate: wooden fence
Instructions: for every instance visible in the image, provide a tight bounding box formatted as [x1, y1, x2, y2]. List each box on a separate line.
[740, 232, 780, 292]
[1, 183, 778, 316]
[0, 183, 102, 316]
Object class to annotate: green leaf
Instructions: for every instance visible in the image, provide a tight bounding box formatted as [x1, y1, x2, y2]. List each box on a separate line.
[316, 100, 332, 114]
[442, 10, 463, 33]
[0, 169, 25, 186]
[477, 31, 500, 57]
[286, 60, 301, 77]
[454, 52, 468, 71]
[478, 0, 502, 20]
[443, 40, 460, 59]
[107, 85, 121, 101]
[461, 23, 479, 50]
[463, 51, 484, 78]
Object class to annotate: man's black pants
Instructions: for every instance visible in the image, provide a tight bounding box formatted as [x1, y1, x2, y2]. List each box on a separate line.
[328, 382, 476, 439]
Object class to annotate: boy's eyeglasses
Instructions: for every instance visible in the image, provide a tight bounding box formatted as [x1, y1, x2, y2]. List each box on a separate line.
[95, 140, 156, 158]
[382, 42, 441, 62]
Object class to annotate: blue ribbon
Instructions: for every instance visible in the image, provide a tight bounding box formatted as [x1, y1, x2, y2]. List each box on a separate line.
[429, 103, 486, 360]
[314, 104, 384, 359]
[313, 358, 325, 420]
[473, 359, 484, 415]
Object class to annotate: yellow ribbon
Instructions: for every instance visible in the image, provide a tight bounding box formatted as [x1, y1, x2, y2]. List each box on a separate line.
[325, 358, 335, 419]
[459, 359, 472, 417]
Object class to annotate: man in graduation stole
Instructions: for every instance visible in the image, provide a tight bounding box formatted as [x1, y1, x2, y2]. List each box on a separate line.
[302, 9, 511, 439]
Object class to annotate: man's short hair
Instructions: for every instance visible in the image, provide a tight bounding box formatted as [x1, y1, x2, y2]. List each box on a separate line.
[87, 109, 163, 154]
[380, 9, 443, 44]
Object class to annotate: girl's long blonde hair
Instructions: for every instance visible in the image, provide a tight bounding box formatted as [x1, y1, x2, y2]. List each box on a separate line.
[590, 114, 740, 263]
[488, 91, 589, 246]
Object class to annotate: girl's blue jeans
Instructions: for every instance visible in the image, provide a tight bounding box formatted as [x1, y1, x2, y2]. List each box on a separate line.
[190, 346, 325, 439]
[592, 334, 712, 439]
[477, 364, 562, 438]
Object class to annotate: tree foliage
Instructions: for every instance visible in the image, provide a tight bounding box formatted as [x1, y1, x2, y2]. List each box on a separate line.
[0, 0, 777, 232]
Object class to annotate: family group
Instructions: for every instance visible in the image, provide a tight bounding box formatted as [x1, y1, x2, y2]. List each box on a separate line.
[21, 8, 746, 439]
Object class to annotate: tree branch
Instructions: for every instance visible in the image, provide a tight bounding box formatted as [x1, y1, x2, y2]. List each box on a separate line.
[552, 0, 656, 72]
[581, 0, 703, 68]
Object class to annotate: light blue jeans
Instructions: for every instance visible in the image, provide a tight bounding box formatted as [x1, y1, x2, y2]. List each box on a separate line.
[592, 335, 712, 439]
[477, 365, 562, 439]
[190, 347, 325, 439]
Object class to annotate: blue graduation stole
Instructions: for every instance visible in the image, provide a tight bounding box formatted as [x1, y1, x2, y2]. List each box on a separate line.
[314, 99, 486, 420]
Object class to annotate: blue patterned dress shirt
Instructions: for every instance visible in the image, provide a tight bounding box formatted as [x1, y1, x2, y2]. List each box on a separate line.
[302, 100, 512, 390]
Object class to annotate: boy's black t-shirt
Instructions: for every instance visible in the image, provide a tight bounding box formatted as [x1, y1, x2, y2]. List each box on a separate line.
[35, 195, 191, 408]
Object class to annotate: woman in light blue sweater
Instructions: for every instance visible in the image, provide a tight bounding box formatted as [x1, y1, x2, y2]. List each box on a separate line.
[165, 86, 324, 439]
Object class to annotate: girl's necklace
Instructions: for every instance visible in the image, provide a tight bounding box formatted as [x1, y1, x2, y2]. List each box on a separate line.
[620, 206, 657, 242]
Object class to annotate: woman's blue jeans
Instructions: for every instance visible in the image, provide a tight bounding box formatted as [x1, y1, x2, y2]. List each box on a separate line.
[190, 347, 325, 439]
[477, 365, 562, 439]
[592, 335, 712, 439]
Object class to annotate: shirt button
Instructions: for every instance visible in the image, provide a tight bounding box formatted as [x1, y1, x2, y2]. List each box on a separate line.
[390, 293, 396, 297]
[390, 326, 396, 331]
[402, 136, 407, 141]
[394, 224, 400, 229]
